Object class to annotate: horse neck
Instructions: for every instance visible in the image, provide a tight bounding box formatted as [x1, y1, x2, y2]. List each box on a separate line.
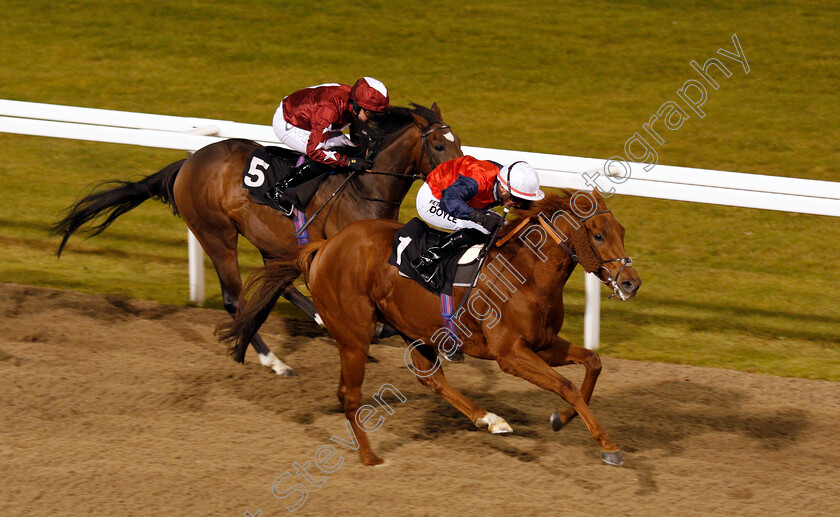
[491, 219, 580, 303]
[346, 126, 422, 220]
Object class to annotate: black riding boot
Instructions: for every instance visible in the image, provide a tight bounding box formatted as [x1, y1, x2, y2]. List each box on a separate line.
[411, 229, 486, 287]
[272, 158, 331, 214]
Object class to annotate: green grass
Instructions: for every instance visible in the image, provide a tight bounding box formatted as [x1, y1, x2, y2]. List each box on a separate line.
[1, 0, 838, 380]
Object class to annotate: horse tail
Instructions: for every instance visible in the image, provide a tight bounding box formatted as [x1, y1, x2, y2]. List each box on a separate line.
[217, 248, 302, 364]
[296, 240, 328, 274]
[52, 159, 186, 257]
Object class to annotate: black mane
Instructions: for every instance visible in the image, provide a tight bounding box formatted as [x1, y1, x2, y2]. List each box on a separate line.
[344, 103, 441, 158]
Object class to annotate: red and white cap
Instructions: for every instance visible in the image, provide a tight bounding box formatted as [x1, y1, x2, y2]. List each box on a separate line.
[498, 161, 545, 200]
[350, 77, 389, 112]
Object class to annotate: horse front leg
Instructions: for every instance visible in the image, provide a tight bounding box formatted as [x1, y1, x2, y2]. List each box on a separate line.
[406, 341, 511, 434]
[533, 335, 602, 431]
[496, 337, 622, 466]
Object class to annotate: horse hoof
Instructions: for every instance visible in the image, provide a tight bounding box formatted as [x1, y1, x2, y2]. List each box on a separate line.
[259, 352, 296, 377]
[442, 349, 464, 363]
[366, 355, 379, 363]
[601, 450, 624, 466]
[362, 455, 384, 466]
[550, 411, 564, 431]
[490, 421, 513, 434]
[476, 412, 513, 434]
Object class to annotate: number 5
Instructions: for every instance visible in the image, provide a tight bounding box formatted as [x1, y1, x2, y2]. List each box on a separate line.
[244, 157, 269, 187]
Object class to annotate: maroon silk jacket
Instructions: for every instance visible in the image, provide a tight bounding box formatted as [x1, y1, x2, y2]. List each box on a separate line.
[281, 83, 355, 166]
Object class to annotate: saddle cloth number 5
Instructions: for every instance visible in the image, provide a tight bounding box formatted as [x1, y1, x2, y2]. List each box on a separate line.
[244, 156, 269, 188]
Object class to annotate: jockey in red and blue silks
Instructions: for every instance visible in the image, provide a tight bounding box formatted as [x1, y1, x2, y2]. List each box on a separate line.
[270, 77, 390, 212]
[412, 155, 545, 285]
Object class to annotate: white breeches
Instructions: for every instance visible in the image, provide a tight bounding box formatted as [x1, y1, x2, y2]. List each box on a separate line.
[415, 183, 489, 234]
[272, 102, 354, 154]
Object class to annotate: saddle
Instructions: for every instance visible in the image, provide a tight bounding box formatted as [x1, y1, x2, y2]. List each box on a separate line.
[241, 146, 330, 216]
[388, 218, 484, 296]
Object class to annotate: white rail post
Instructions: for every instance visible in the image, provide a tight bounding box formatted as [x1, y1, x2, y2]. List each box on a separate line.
[184, 125, 219, 305]
[584, 273, 601, 350]
[188, 230, 205, 305]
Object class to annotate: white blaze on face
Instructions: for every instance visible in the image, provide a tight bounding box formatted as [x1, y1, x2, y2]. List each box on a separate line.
[443, 131, 455, 142]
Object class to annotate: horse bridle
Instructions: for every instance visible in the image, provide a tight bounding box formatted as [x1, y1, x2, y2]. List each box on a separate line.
[349, 121, 451, 205]
[537, 209, 633, 292]
[420, 122, 451, 171]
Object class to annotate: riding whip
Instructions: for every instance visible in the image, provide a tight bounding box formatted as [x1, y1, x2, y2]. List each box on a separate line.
[295, 170, 361, 237]
[452, 208, 510, 317]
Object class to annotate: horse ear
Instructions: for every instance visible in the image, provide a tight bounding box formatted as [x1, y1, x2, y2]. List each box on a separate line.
[591, 188, 605, 203]
[431, 102, 442, 118]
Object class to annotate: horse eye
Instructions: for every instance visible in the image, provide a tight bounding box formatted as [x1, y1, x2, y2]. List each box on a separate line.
[434, 144, 445, 152]
[594, 233, 604, 241]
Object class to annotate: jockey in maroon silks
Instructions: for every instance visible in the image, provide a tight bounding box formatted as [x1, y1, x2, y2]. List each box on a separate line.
[270, 77, 390, 211]
[411, 155, 545, 285]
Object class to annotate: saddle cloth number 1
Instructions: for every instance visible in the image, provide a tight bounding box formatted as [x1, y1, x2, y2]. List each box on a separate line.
[396, 236, 412, 265]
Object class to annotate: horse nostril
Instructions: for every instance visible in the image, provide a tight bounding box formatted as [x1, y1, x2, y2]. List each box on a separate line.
[620, 280, 636, 292]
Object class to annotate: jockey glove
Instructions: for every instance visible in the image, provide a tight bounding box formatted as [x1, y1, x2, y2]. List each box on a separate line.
[346, 156, 374, 172]
[469, 210, 505, 232]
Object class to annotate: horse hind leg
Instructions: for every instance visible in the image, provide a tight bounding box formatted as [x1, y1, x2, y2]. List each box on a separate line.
[280, 284, 324, 327]
[192, 223, 295, 376]
[221, 279, 296, 377]
[319, 300, 383, 465]
[221, 275, 295, 377]
[279, 276, 399, 342]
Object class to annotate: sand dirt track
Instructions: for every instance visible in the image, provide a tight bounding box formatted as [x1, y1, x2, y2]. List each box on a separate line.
[1, 282, 839, 516]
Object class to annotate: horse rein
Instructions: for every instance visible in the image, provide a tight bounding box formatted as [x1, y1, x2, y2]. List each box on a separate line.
[542, 210, 633, 291]
[498, 210, 633, 292]
[349, 121, 450, 205]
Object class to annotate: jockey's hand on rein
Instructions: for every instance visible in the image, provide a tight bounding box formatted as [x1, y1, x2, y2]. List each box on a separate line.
[470, 210, 505, 232]
[347, 157, 374, 172]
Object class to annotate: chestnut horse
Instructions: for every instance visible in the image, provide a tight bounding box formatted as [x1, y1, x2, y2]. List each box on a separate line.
[222, 190, 641, 466]
[53, 104, 462, 376]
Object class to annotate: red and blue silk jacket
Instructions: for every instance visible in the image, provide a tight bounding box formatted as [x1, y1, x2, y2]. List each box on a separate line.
[426, 156, 501, 219]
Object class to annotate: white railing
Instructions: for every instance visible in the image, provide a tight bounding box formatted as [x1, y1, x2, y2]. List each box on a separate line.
[0, 99, 277, 146]
[3, 100, 840, 351]
[464, 146, 840, 217]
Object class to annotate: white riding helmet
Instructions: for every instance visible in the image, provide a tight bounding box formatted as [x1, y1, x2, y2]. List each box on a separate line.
[498, 161, 545, 200]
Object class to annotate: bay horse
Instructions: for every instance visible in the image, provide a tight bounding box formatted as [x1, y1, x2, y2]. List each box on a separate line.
[52, 104, 462, 376]
[221, 190, 641, 466]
